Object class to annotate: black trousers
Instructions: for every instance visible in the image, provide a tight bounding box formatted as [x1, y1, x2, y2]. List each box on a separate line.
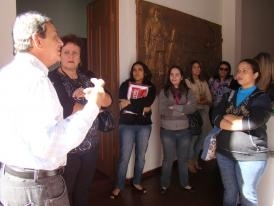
[63, 144, 99, 206]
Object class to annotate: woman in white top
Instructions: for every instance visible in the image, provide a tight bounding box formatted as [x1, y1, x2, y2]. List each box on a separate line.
[185, 60, 212, 172]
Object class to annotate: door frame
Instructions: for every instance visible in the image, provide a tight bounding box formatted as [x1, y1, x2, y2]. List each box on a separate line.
[87, 0, 119, 178]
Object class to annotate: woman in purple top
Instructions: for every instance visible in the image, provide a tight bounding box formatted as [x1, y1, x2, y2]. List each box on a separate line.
[208, 61, 233, 124]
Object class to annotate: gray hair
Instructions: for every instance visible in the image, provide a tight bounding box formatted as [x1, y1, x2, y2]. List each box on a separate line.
[13, 11, 51, 54]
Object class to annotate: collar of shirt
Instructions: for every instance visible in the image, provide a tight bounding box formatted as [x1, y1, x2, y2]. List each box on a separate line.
[15, 52, 49, 76]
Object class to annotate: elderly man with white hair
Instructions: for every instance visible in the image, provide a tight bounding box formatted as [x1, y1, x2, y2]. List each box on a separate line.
[0, 11, 105, 206]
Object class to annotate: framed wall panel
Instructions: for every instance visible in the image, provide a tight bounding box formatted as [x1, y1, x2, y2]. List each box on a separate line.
[137, 0, 222, 91]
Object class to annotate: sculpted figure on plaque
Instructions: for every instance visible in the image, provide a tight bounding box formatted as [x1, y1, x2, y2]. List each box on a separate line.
[144, 7, 175, 90]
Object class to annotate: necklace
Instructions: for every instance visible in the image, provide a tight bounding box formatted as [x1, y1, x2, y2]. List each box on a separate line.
[59, 67, 78, 80]
[59, 67, 83, 89]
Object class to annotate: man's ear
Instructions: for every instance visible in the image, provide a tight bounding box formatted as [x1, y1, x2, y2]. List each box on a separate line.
[31, 33, 42, 48]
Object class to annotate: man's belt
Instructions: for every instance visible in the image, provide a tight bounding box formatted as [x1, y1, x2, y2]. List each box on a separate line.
[4, 165, 64, 179]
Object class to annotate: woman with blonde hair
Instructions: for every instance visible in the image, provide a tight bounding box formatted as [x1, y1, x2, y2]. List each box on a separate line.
[254, 52, 274, 104]
[254, 52, 273, 91]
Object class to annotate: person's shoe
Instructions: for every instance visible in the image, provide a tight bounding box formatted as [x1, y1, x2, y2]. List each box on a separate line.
[109, 188, 120, 199]
[130, 181, 147, 194]
[160, 187, 168, 195]
[183, 185, 195, 193]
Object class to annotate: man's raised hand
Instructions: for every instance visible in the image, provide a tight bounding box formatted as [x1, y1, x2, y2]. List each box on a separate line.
[83, 78, 106, 107]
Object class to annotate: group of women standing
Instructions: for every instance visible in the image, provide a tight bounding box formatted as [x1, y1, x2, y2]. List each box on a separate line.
[111, 56, 272, 206]
[110, 61, 207, 198]
[48, 33, 272, 206]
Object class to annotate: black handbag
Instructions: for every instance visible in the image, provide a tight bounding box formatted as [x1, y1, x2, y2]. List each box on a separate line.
[98, 110, 115, 132]
[187, 110, 203, 135]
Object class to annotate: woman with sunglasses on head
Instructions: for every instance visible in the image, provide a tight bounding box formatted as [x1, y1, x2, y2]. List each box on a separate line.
[212, 58, 272, 206]
[208, 61, 234, 124]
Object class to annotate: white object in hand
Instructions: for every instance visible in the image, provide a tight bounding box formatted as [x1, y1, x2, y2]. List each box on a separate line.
[83, 78, 105, 104]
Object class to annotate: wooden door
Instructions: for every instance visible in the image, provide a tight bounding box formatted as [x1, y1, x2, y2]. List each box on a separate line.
[87, 0, 119, 178]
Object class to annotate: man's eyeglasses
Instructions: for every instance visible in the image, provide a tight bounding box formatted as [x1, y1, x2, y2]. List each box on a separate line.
[219, 67, 229, 72]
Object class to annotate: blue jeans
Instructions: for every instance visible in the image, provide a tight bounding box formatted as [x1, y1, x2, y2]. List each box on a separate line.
[160, 127, 191, 188]
[0, 168, 69, 206]
[115, 124, 151, 189]
[217, 153, 267, 206]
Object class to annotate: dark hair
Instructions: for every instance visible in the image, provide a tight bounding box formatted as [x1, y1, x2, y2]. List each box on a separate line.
[61, 34, 82, 49]
[164, 66, 189, 97]
[129, 61, 152, 84]
[187, 60, 206, 83]
[61, 34, 84, 69]
[212, 61, 232, 80]
[239, 58, 261, 83]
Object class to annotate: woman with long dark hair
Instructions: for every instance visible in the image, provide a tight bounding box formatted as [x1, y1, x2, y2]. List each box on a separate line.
[110, 61, 156, 199]
[159, 66, 197, 194]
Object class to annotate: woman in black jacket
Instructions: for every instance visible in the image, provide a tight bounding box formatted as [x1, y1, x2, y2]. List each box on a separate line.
[49, 34, 112, 206]
[213, 58, 272, 206]
[110, 61, 156, 199]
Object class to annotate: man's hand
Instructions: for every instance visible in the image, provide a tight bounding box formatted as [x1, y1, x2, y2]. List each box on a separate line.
[83, 78, 106, 108]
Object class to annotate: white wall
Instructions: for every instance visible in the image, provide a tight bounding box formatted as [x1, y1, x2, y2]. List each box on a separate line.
[222, 0, 241, 71]
[0, 0, 16, 68]
[241, 0, 274, 59]
[16, 0, 92, 37]
[0, 0, 91, 67]
[258, 116, 274, 206]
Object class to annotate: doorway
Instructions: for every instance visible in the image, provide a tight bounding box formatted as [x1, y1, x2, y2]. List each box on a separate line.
[87, 0, 120, 178]
[16, 0, 120, 179]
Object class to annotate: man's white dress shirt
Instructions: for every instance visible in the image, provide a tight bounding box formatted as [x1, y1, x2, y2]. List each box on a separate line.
[0, 53, 99, 170]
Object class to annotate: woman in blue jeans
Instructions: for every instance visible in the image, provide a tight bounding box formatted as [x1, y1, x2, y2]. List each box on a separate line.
[158, 66, 197, 194]
[110, 61, 156, 199]
[213, 59, 272, 206]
